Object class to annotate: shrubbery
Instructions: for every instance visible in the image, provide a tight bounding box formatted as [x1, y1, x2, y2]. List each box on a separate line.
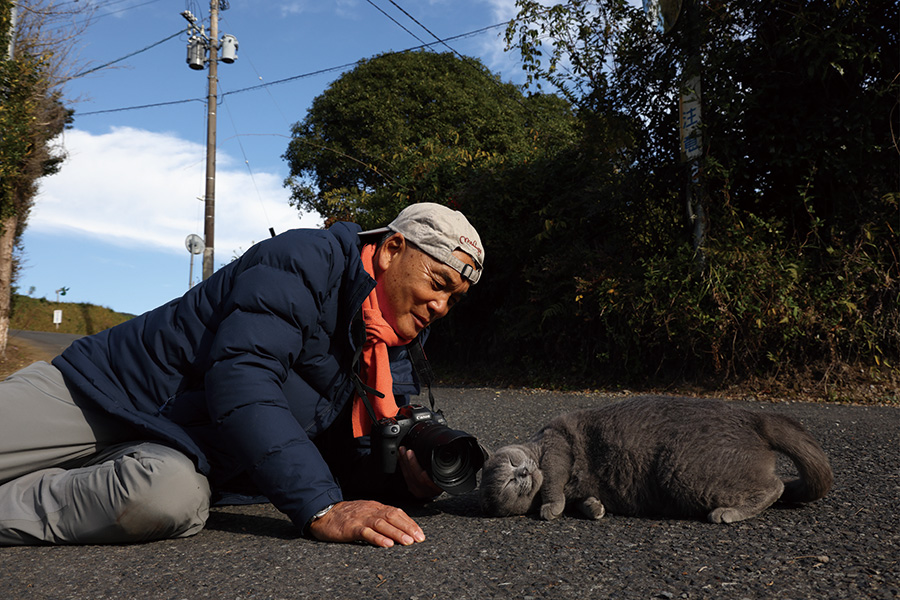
[286, 2, 899, 402]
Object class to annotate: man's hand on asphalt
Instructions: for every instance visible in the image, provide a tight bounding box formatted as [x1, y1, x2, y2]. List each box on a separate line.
[307, 500, 426, 548]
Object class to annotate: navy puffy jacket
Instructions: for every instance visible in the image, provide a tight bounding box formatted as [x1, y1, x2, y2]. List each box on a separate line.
[52, 222, 421, 530]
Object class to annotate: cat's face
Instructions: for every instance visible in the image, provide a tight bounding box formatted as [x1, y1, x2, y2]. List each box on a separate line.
[479, 445, 543, 516]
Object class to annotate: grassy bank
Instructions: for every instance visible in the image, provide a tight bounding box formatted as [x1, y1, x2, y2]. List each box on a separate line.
[1, 295, 135, 378]
[9, 294, 135, 335]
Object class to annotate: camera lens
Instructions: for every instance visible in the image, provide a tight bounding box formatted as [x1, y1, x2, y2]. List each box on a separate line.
[434, 444, 463, 473]
[406, 422, 485, 495]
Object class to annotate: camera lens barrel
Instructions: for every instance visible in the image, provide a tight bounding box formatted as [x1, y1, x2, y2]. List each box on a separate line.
[405, 421, 485, 495]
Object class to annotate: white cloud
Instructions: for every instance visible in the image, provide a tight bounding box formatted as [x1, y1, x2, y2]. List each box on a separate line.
[484, 0, 519, 21]
[278, 0, 361, 19]
[277, 1, 321, 16]
[31, 126, 321, 259]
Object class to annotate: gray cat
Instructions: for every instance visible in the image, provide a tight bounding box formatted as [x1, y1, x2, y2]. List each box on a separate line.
[479, 397, 832, 523]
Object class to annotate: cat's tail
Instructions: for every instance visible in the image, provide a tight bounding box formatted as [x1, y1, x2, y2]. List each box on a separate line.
[757, 413, 833, 503]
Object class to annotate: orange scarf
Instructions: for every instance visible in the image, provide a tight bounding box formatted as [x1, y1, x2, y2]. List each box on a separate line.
[351, 244, 414, 437]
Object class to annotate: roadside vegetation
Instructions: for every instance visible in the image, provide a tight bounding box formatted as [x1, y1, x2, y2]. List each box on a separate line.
[3, 1, 896, 405]
[0, 0, 88, 358]
[0, 294, 133, 378]
[7, 293, 133, 335]
[285, 1, 898, 405]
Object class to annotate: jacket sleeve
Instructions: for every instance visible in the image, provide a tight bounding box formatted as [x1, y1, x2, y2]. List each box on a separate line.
[203, 239, 348, 530]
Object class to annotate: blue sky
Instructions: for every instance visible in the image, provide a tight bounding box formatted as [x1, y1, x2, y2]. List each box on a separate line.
[17, 0, 534, 316]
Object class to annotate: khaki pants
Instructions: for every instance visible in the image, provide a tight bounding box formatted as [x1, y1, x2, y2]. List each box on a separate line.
[0, 362, 210, 545]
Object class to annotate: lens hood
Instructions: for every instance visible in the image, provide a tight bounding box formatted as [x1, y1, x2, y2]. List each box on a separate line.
[406, 422, 487, 495]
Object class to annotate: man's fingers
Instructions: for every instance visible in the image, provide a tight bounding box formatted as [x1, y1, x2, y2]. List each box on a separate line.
[360, 526, 395, 548]
[398, 447, 443, 499]
[361, 520, 414, 547]
[368, 513, 422, 546]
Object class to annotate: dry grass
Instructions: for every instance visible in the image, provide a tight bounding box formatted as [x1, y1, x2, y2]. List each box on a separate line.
[0, 338, 50, 379]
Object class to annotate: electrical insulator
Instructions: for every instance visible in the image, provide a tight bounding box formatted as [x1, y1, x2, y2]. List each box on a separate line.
[187, 36, 206, 70]
[220, 34, 238, 64]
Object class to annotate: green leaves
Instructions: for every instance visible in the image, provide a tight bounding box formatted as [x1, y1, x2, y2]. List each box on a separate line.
[279, 2, 898, 395]
[0, 0, 71, 222]
[282, 50, 577, 230]
[433, 0, 899, 392]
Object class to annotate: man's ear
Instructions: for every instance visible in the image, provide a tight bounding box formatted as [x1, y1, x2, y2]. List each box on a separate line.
[374, 233, 405, 274]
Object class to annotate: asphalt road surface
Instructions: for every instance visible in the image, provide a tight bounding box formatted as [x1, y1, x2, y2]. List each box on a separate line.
[1, 386, 898, 600]
[8, 329, 83, 359]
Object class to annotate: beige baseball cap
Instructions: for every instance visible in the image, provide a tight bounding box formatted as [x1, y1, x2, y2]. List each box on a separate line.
[360, 202, 484, 284]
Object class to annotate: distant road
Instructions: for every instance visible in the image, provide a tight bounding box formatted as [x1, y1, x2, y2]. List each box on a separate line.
[9, 329, 83, 361]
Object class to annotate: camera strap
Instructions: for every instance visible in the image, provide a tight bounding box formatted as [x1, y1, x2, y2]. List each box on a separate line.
[407, 337, 437, 412]
[349, 310, 383, 426]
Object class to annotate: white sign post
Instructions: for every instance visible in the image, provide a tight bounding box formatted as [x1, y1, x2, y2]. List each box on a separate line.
[53, 309, 62, 329]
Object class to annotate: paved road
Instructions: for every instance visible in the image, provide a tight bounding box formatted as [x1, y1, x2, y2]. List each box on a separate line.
[1, 386, 897, 599]
[8, 329, 83, 361]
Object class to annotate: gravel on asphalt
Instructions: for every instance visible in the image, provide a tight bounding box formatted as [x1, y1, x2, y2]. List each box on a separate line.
[2, 388, 898, 599]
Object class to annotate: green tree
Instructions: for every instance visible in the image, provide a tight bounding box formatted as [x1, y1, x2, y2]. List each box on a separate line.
[282, 50, 578, 229]
[0, 0, 79, 357]
[506, 0, 899, 239]
[487, 0, 899, 395]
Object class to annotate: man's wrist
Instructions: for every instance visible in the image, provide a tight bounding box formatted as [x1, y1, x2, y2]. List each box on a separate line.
[306, 503, 336, 535]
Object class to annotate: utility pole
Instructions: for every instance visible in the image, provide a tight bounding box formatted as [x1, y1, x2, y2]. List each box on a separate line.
[202, 0, 218, 280]
[181, 2, 237, 280]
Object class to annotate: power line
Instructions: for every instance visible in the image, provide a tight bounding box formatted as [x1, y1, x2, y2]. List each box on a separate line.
[363, 0, 427, 46]
[218, 90, 275, 234]
[378, 0, 538, 120]
[221, 61, 360, 98]
[70, 0, 169, 27]
[78, 97, 205, 116]
[384, 0, 465, 59]
[76, 22, 510, 117]
[219, 15, 293, 129]
[67, 29, 184, 81]
[220, 22, 510, 98]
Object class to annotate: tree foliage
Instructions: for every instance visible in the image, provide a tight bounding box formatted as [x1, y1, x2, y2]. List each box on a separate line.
[282, 50, 578, 229]
[0, 0, 79, 356]
[283, 3, 898, 400]
[483, 0, 899, 397]
[506, 0, 899, 236]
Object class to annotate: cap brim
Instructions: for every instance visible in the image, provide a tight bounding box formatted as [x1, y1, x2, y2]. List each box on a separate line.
[358, 226, 391, 240]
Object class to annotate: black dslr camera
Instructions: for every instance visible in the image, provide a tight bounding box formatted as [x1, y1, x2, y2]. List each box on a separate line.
[373, 404, 486, 495]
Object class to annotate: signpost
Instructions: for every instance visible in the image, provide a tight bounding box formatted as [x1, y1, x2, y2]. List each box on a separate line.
[644, 0, 706, 268]
[53, 287, 69, 329]
[680, 68, 705, 267]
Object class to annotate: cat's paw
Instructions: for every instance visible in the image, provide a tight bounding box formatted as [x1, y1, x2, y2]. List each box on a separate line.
[540, 501, 565, 520]
[579, 497, 606, 520]
[708, 507, 746, 524]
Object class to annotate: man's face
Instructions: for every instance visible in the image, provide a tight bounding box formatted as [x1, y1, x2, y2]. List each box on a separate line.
[374, 235, 475, 340]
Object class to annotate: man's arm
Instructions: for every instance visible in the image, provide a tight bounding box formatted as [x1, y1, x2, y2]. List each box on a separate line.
[204, 250, 350, 531]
